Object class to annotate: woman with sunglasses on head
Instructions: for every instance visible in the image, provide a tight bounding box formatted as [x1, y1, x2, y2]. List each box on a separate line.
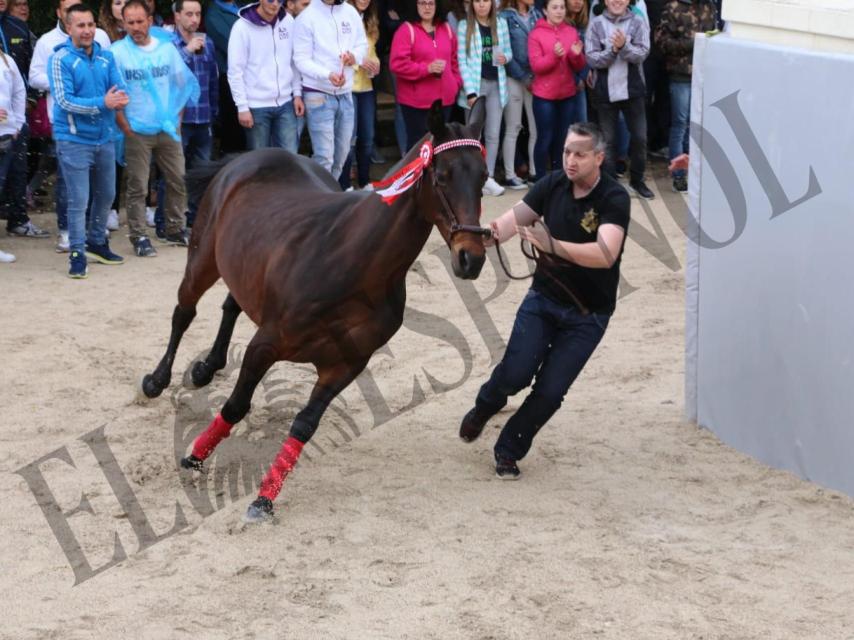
[457, 0, 512, 196]
[390, 0, 461, 151]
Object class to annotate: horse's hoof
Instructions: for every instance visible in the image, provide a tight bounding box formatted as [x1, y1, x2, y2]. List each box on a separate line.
[180, 455, 204, 471]
[190, 361, 215, 388]
[242, 497, 274, 524]
[141, 374, 165, 399]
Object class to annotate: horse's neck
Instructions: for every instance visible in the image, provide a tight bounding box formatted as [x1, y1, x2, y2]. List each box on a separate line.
[374, 184, 435, 279]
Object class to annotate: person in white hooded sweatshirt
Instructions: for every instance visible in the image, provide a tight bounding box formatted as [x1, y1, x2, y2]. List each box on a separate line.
[228, 0, 305, 151]
[0, 50, 27, 263]
[293, 0, 367, 180]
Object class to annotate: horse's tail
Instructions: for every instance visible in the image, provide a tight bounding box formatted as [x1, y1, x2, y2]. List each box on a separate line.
[186, 155, 240, 209]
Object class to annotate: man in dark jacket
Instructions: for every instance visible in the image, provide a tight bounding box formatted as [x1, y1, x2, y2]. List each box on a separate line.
[205, 0, 245, 153]
[655, 0, 716, 192]
[0, 10, 48, 238]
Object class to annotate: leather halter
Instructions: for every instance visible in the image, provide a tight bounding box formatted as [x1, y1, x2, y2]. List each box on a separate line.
[424, 138, 493, 239]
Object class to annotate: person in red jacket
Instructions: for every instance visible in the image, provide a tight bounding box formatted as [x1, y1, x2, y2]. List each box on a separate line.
[527, 0, 585, 177]
[390, 0, 462, 150]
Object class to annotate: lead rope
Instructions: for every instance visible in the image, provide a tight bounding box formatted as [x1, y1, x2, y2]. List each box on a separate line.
[493, 218, 590, 316]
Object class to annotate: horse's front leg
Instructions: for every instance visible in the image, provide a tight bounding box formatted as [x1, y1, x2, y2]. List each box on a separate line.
[244, 358, 369, 523]
[141, 304, 197, 398]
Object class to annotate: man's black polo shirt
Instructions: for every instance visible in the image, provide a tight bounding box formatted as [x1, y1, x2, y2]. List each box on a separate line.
[522, 170, 630, 314]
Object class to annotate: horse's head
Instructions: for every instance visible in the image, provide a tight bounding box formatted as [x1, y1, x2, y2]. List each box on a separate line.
[424, 98, 489, 280]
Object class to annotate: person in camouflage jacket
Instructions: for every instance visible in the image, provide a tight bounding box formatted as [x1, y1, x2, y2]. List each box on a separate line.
[654, 0, 716, 191]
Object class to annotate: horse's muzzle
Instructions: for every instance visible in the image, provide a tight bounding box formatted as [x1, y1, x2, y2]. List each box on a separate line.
[455, 248, 486, 280]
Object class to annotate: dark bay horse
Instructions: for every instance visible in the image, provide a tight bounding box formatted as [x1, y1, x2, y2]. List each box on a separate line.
[140, 99, 490, 523]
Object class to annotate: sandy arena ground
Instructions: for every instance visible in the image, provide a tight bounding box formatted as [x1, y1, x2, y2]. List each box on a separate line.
[2, 165, 854, 639]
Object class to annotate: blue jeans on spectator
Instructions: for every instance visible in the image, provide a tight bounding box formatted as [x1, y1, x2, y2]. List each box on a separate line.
[0, 124, 31, 231]
[245, 102, 299, 152]
[181, 122, 212, 226]
[474, 288, 610, 461]
[616, 112, 629, 159]
[55, 139, 116, 254]
[399, 104, 452, 153]
[387, 68, 407, 157]
[668, 80, 691, 176]
[532, 94, 576, 176]
[303, 91, 354, 180]
[339, 90, 376, 190]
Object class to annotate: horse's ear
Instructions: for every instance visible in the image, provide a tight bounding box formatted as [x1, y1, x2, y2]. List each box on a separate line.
[428, 99, 448, 140]
[467, 96, 486, 139]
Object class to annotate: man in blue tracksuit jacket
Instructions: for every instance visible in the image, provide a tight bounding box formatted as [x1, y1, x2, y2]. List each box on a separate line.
[49, 3, 129, 278]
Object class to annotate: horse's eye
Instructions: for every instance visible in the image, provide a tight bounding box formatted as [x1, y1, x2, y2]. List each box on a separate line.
[436, 171, 449, 186]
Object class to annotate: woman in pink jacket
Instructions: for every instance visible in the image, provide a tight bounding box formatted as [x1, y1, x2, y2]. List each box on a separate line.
[390, 0, 463, 151]
[527, 0, 585, 177]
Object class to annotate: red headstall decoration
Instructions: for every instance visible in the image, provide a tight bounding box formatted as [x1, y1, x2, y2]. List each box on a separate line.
[371, 138, 485, 205]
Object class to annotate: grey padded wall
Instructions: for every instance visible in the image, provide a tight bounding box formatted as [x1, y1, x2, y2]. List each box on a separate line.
[687, 35, 854, 496]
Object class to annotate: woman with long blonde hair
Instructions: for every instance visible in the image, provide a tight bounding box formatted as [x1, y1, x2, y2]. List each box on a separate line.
[457, 0, 512, 196]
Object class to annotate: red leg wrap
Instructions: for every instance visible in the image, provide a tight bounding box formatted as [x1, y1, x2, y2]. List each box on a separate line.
[258, 437, 304, 501]
[191, 413, 234, 460]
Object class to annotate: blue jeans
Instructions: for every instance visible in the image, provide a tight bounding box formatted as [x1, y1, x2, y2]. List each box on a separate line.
[339, 90, 376, 190]
[245, 102, 299, 152]
[668, 80, 691, 176]
[387, 67, 407, 156]
[475, 289, 610, 461]
[181, 123, 212, 225]
[532, 95, 577, 175]
[303, 91, 354, 180]
[0, 124, 30, 230]
[55, 139, 116, 253]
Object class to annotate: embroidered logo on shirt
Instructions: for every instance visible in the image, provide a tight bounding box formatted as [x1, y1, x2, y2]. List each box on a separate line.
[341, 21, 351, 34]
[278, 25, 289, 39]
[580, 209, 599, 234]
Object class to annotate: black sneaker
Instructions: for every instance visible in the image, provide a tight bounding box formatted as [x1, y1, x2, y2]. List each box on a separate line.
[155, 226, 167, 241]
[526, 175, 539, 187]
[164, 230, 189, 247]
[86, 240, 125, 265]
[495, 456, 521, 480]
[672, 175, 688, 193]
[459, 406, 492, 443]
[133, 237, 158, 257]
[629, 180, 655, 200]
[68, 250, 88, 279]
[615, 159, 627, 177]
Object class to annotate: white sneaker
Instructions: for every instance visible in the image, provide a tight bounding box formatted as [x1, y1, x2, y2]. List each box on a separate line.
[0, 249, 15, 263]
[145, 207, 156, 228]
[107, 209, 119, 230]
[55, 231, 70, 253]
[482, 176, 505, 197]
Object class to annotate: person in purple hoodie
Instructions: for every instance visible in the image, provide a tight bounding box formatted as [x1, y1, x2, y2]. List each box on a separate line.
[228, 0, 304, 151]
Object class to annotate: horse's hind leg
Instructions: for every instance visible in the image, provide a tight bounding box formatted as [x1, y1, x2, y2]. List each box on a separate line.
[244, 358, 369, 523]
[180, 327, 280, 469]
[190, 293, 242, 388]
[141, 242, 220, 399]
